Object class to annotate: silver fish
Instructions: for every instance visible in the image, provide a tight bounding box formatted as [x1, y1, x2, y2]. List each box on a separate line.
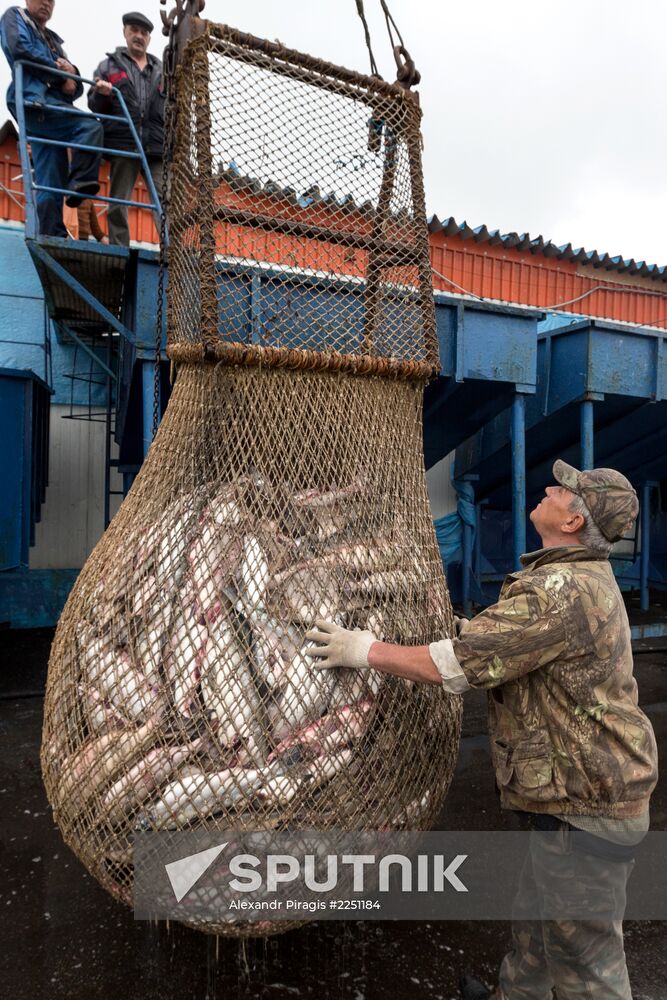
[292, 479, 365, 509]
[205, 485, 244, 527]
[141, 764, 259, 829]
[155, 511, 193, 587]
[132, 574, 160, 618]
[103, 733, 210, 825]
[269, 541, 400, 587]
[200, 615, 264, 750]
[84, 636, 161, 721]
[390, 790, 431, 828]
[248, 612, 301, 691]
[78, 683, 128, 734]
[343, 569, 427, 599]
[165, 611, 208, 718]
[238, 534, 270, 611]
[267, 567, 340, 625]
[59, 707, 164, 809]
[135, 599, 173, 685]
[268, 642, 335, 742]
[328, 667, 382, 709]
[189, 520, 242, 613]
[268, 698, 374, 764]
[252, 750, 353, 806]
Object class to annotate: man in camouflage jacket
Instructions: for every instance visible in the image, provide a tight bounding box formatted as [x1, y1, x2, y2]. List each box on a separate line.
[307, 460, 658, 1000]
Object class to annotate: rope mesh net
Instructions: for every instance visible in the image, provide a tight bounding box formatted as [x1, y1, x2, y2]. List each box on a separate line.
[42, 21, 461, 936]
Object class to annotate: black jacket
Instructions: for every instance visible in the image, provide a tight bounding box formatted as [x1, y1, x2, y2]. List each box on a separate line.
[87, 47, 163, 158]
[1, 5, 83, 113]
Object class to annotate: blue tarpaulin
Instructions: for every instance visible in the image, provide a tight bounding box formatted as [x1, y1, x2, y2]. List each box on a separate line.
[433, 479, 476, 566]
[433, 479, 487, 605]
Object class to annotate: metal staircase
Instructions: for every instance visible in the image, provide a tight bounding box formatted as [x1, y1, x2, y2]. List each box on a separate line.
[13, 60, 165, 527]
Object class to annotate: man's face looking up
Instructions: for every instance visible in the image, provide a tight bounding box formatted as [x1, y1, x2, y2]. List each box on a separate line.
[530, 484, 582, 540]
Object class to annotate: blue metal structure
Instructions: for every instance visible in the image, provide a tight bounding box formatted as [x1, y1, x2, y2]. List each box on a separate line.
[12, 60, 166, 484]
[452, 316, 667, 630]
[423, 294, 542, 608]
[423, 295, 541, 468]
[0, 64, 164, 626]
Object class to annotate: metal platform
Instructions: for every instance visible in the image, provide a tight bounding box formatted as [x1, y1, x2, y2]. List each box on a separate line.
[27, 236, 129, 337]
[455, 318, 667, 506]
[423, 294, 543, 468]
[453, 317, 667, 612]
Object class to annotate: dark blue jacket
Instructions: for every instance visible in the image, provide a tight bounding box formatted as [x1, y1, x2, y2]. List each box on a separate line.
[88, 48, 164, 157]
[0, 5, 82, 115]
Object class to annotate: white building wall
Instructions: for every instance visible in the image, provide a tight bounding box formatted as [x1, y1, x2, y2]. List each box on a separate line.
[30, 406, 123, 570]
[425, 451, 457, 520]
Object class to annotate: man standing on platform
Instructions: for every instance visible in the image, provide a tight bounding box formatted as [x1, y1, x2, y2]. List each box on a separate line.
[0, 0, 103, 236]
[88, 11, 163, 246]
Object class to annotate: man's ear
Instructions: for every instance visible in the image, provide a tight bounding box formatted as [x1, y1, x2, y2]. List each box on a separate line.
[562, 511, 585, 535]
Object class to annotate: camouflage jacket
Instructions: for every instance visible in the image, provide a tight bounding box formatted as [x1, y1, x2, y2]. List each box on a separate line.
[448, 546, 658, 818]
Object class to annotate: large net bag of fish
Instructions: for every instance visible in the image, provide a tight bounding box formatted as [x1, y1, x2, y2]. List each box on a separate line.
[41, 22, 462, 935]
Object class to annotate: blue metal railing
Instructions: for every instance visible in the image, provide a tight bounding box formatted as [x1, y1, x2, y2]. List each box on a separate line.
[14, 60, 162, 239]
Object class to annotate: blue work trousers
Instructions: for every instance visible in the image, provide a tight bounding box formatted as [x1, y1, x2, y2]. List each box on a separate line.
[25, 99, 103, 237]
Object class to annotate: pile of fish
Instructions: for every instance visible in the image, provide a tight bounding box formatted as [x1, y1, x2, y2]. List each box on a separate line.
[64, 475, 425, 836]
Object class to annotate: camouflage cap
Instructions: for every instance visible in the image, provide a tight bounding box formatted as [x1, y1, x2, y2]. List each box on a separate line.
[553, 460, 639, 542]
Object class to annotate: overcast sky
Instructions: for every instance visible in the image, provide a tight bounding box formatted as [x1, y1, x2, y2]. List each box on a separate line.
[2, 0, 666, 264]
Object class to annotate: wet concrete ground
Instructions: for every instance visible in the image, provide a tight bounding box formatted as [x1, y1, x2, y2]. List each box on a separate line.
[0, 628, 665, 1000]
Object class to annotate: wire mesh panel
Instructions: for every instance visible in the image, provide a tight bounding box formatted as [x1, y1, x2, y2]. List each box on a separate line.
[42, 21, 461, 937]
[168, 25, 438, 372]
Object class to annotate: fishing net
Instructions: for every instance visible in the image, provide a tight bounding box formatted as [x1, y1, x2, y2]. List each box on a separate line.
[41, 22, 462, 936]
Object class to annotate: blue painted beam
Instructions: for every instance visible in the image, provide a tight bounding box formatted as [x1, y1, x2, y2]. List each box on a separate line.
[640, 482, 654, 612]
[59, 325, 117, 381]
[511, 393, 526, 569]
[580, 399, 595, 469]
[141, 360, 157, 458]
[0, 567, 79, 628]
[630, 622, 667, 640]
[461, 485, 474, 617]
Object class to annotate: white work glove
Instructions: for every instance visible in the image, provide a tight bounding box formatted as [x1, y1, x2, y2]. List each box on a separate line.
[453, 615, 471, 638]
[304, 620, 376, 670]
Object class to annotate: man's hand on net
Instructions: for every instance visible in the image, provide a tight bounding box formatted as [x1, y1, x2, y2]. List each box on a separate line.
[304, 620, 376, 670]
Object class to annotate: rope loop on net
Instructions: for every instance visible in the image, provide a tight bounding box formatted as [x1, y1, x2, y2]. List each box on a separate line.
[168, 341, 438, 383]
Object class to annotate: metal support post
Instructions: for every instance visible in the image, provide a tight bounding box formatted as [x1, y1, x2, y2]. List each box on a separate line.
[462, 489, 475, 619]
[474, 502, 482, 587]
[511, 393, 526, 571]
[640, 482, 652, 612]
[580, 399, 595, 469]
[142, 361, 155, 457]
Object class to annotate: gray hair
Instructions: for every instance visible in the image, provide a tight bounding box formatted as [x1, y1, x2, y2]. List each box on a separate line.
[568, 494, 613, 556]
